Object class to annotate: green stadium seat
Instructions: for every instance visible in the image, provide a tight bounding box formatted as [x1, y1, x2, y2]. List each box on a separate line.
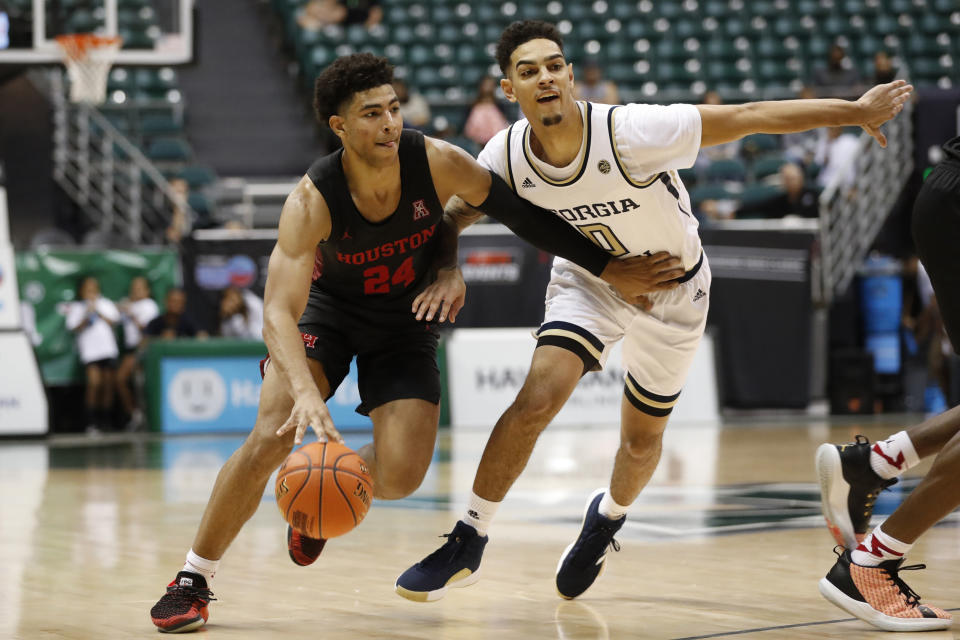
[755, 38, 792, 61]
[177, 165, 217, 189]
[690, 184, 733, 208]
[756, 59, 796, 85]
[822, 15, 856, 37]
[705, 158, 747, 183]
[677, 167, 698, 188]
[737, 184, 786, 218]
[147, 137, 192, 162]
[654, 39, 687, 61]
[140, 114, 182, 137]
[119, 28, 156, 49]
[752, 153, 788, 180]
[741, 134, 781, 156]
[702, 38, 740, 61]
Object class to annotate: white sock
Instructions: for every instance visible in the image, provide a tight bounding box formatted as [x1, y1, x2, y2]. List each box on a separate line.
[851, 524, 913, 566]
[598, 490, 629, 520]
[182, 549, 219, 583]
[870, 431, 920, 479]
[462, 492, 500, 537]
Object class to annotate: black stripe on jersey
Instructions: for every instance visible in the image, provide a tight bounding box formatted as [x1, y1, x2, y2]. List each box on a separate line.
[521, 102, 593, 187]
[659, 172, 692, 217]
[624, 372, 681, 417]
[607, 106, 662, 189]
[505, 123, 518, 195]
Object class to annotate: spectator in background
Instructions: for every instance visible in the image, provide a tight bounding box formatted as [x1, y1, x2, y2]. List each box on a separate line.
[395, 79, 431, 130]
[145, 287, 206, 340]
[463, 76, 511, 147]
[873, 50, 897, 84]
[811, 44, 862, 94]
[574, 59, 619, 104]
[65, 275, 120, 434]
[694, 90, 740, 171]
[166, 177, 190, 245]
[218, 286, 264, 339]
[814, 126, 860, 189]
[297, 0, 381, 31]
[736, 163, 820, 219]
[115, 276, 159, 429]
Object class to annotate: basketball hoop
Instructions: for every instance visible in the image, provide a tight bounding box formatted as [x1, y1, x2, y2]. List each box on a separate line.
[56, 34, 123, 104]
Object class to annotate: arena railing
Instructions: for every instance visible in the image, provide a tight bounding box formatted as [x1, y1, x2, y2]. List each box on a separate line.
[46, 69, 197, 245]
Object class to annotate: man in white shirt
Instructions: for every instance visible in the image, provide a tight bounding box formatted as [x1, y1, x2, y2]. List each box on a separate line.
[396, 20, 912, 603]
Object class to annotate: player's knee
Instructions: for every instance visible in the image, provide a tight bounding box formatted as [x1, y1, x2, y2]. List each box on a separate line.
[242, 427, 293, 474]
[621, 428, 664, 461]
[376, 463, 425, 499]
[510, 387, 565, 430]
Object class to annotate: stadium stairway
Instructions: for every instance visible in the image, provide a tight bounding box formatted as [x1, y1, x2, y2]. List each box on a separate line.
[175, 0, 325, 176]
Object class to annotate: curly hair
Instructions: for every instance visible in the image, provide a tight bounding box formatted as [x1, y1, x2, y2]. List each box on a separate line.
[495, 20, 565, 75]
[313, 53, 394, 125]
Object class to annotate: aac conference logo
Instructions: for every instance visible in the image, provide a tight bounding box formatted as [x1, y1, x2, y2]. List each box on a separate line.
[168, 368, 227, 421]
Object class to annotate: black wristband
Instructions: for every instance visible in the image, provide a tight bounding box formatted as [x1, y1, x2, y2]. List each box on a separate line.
[473, 172, 611, 276]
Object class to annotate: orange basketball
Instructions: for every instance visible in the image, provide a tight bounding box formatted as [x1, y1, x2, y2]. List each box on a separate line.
[274, 441, 373, 539]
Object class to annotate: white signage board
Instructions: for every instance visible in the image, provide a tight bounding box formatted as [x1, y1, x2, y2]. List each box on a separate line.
[447, 329, 719, 428]
[0, 332, 48, 435]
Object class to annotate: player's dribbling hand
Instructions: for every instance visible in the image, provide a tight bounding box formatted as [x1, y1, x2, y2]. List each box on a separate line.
[856, 79, 913, 148]
[276, 390, 342, 445]
[599, 251, 686, 303]
[411, 266, 466, 323]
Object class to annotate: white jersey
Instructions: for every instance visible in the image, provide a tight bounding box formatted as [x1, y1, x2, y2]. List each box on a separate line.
[478, 101, 703, 273]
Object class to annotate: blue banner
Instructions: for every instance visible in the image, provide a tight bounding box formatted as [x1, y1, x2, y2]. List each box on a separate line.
[160, 355, 373, 433]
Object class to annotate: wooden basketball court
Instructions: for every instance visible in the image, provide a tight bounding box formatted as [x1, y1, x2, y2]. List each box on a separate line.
[2, 418, 958, 639]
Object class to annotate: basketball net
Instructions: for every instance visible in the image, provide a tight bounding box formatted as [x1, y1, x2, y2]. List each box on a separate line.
[55, 34, 123, 104]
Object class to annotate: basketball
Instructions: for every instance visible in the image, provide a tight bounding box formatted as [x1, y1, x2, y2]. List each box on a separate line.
[274, 441, 373, 539]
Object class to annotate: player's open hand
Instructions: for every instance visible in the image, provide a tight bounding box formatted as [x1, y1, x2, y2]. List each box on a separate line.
[276, 390, 342, 445]
[599, 251, 686, 303]
[855, 79, 913, 147]
[412, 265, 466, 323]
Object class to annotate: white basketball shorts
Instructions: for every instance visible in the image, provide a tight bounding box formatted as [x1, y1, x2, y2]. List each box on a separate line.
[535, 253, 711, 417]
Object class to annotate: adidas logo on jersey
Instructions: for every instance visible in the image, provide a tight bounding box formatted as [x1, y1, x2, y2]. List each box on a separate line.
[521, 177, 536, 188]
[693, 288, 706, 302]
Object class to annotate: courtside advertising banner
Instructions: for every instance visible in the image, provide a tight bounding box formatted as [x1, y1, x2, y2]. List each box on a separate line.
[446, 329, 718, 428]
[159, 355, 372, 433]
[0, 332, 48, 434]
[447, 328, 625, 428]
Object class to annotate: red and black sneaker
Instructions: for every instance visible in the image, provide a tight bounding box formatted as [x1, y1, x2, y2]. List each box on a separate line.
[287, 525, 327, 566]
[150, 571, 215, 633]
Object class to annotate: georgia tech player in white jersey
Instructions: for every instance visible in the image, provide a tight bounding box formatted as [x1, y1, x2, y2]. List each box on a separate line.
[395, 20, 912, 603]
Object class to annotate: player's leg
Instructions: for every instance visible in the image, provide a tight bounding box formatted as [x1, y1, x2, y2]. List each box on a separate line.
[555, 262, 709, 600]
[396, 264, 625, 602]
[115, 353, 137, 416]
[395, 344, 585, 602]
[361, 398, 439, 499]
[99, 363, 116, 429]
[83, 362, 102, 431]
[151, 358, 335, 633]
[817, 162, 959, 632]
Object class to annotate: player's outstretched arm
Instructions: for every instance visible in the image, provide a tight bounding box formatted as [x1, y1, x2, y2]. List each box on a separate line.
[264, 175, 342, 445]
[424, 137, 685, 301]
[698, 79, 913, 148]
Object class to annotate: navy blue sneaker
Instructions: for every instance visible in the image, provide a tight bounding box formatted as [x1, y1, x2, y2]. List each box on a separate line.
[816, 435, 897, 549]
[555, 489, 624, 600]
[395, 521, 488, 602]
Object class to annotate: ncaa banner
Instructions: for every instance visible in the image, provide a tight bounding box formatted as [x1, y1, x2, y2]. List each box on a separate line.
[158, 354, 372, 434]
